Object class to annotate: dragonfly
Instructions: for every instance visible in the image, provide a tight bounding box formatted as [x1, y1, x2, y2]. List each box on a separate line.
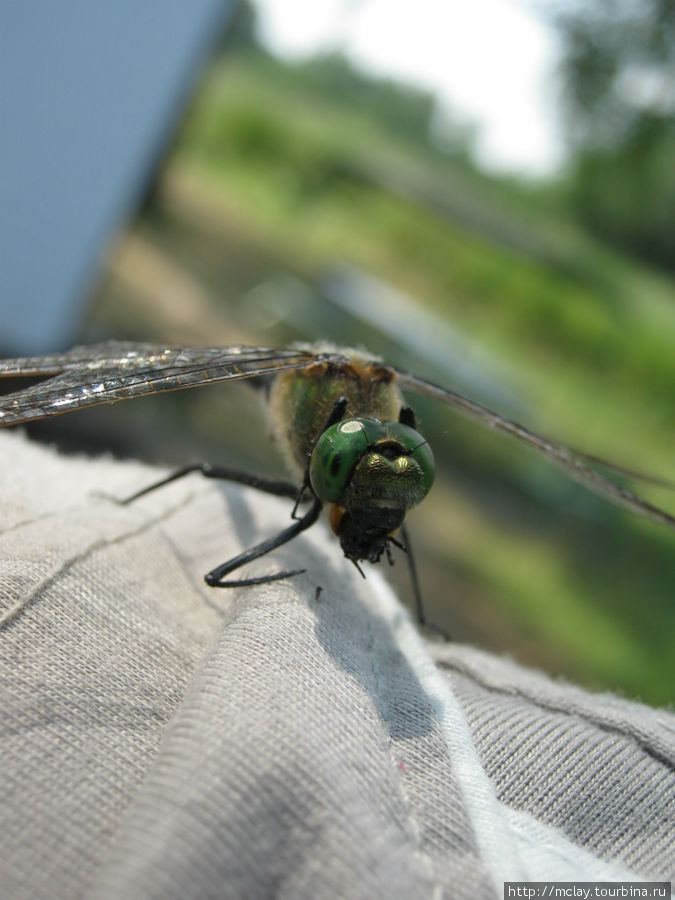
[1, 341, 673, 627]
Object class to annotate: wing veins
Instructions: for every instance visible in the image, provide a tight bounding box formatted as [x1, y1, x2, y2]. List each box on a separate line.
[0, 342, 311, 377]
[395, 369, 675, 530]
[0, 345, 314, 425]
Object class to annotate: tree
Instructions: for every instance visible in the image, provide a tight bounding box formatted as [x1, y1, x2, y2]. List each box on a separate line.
[555, 0, 675, 269]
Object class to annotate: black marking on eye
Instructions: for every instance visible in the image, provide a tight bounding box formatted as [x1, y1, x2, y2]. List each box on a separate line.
[330, 453, 343, 476]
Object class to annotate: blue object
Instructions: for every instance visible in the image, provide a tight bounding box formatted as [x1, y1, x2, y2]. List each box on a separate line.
[0, 0, 236, 354]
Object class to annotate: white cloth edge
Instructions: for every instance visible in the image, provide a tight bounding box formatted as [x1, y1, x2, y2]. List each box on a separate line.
[367, 568, 528, 888]
[365, 568, 651, 888]
[501, 805, 650, 884]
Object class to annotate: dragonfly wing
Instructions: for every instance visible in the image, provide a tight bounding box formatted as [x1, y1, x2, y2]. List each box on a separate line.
[395, 369, 675, 530]
[0, 342, 315, 426]
[0, 342, 166, 376]
[557, 448, 675, 490]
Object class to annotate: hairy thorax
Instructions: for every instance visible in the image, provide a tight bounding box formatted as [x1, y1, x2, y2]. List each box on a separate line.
[267, 348, 403, 479]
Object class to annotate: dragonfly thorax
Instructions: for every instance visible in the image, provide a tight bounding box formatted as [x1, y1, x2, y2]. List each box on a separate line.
[267, 351, 402, 478]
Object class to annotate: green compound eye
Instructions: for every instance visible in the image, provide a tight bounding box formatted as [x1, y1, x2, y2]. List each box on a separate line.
[382, 422, 435, 501]
[310, 418, 386, 503]
[309, 417, 434, 505]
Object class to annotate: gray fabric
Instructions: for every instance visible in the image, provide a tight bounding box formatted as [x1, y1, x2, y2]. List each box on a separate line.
[433, 646, 675, 880]
[0, 431, 673, 899]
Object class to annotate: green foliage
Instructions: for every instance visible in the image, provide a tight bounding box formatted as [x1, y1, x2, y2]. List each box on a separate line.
[554, 0, 675, 268]
[572, 115, 675, 270]
[182, 60, 675, 387]
[284, 52, 440, 153]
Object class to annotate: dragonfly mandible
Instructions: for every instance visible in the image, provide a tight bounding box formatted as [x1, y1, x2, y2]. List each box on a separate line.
[1, 341, 673, 625]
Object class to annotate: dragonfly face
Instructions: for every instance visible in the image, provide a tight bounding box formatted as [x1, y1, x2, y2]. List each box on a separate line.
[310, 417, 435, 564]
[266, 349, 435, 566]
[0, 340, 673, 601]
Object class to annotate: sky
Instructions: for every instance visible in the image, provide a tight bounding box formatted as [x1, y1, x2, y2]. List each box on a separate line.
[254, 0, 564, 177]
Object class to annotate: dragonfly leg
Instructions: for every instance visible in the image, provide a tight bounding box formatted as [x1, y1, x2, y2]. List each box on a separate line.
[290, 482, 310, 519]
[206, 498, 323, 587]
[122, 463, 299, 504]
[325, 396, 349, 429]
[399, 524, 451, 640]
[398, 405, 416, 428]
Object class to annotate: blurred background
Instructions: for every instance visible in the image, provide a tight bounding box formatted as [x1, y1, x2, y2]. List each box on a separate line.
[1, 0, 673, 704]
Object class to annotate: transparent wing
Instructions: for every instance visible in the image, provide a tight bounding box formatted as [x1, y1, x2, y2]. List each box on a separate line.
[560, 448, 675, 490]
[395, 368, 675, 530]
[0, 342, 315, 426]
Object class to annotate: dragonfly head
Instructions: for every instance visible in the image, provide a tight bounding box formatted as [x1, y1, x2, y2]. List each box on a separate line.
[309, 417, 435, 562]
